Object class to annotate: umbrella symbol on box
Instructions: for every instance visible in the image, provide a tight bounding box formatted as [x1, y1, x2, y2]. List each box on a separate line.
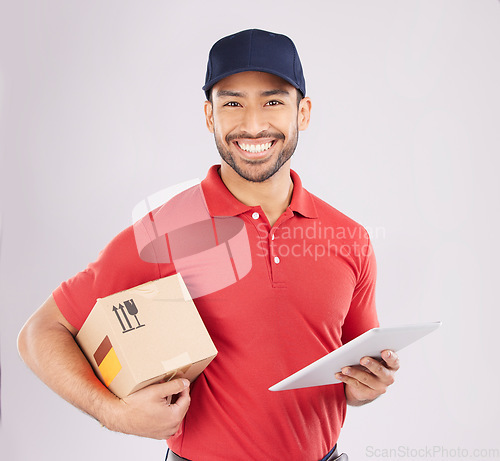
[112, 298, 145, 333]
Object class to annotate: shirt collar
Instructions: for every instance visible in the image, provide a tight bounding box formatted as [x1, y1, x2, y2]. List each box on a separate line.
[200, 165, 318, 219]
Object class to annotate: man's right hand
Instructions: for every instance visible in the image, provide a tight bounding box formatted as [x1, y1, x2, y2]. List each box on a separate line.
[108, 378, 191, 440]
[18, 295, 191, 441]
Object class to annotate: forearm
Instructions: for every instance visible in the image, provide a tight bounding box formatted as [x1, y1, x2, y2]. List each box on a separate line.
[18, 313, 121, 430]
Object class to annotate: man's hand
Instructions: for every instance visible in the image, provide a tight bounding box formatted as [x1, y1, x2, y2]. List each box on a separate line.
[18, 295, 192, 441]
[105, 378, 191, 440]
[335, 350, 399, 406]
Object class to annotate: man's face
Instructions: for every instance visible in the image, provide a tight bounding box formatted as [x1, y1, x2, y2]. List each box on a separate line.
[204, 71, 311, 183]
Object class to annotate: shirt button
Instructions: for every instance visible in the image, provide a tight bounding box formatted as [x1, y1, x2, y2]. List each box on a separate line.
[271, 233, 275, 240]
[252, 212, 260, 220]
[274, 256, 280, 264]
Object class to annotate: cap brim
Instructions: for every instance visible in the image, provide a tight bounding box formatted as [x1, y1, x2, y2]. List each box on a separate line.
[203, 67, 304, 97]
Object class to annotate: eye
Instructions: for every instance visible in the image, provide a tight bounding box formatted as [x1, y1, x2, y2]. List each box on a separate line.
[224, 101, 241, 107]
[265, 100, 282, 106]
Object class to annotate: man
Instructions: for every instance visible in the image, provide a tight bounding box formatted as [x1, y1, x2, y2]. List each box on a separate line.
[18, 29, 399, 461]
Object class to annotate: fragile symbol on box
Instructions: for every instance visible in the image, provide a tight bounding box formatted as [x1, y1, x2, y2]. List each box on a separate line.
[112, 298, 145, 333]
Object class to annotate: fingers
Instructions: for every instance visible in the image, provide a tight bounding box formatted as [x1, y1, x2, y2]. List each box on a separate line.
[335, 352, 398, 391]
[171, 387, 191, 416]
[335, 371, 382, 402]
[381, 350, 400, 371]
[157, 379, 191, 418]
[358, 356, 395, 386]
[336, 364, 389, 392]
[116, 378, 191, 439]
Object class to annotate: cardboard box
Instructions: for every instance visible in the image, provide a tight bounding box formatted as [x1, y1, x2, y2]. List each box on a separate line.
[76, 273, 217, 398]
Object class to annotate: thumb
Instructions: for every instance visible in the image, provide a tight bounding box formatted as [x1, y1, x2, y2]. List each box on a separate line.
[152, 378, 190, 398]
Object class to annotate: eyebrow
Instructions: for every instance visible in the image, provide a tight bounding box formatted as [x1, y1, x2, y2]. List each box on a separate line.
[260, 89, 290, 97]
[216, 89, 291, 98]
[216, 90, 246, 98]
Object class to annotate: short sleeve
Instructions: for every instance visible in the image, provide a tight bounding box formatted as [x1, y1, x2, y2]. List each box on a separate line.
[341, 234, 379, 344]
[52, 225, 171, 331]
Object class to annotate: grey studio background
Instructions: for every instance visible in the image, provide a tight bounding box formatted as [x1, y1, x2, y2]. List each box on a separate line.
[1, 1, 499, 460]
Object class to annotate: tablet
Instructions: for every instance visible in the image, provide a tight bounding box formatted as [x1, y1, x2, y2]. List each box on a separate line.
[269, 321, 441, 391]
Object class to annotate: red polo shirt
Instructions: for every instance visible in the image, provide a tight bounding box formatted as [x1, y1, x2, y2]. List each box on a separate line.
[53, 165, 378, 461]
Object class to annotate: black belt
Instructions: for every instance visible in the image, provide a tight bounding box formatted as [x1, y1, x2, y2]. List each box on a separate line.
[166, 447, 348, 461]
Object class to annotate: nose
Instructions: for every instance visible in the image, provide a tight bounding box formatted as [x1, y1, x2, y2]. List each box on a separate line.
[239, 105, 269, 136]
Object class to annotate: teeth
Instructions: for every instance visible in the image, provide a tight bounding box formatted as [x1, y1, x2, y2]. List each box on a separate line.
[237, 141, 273, 153]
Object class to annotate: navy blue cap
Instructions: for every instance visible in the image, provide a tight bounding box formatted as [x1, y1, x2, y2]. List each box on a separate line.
[203, 29, 306, 100]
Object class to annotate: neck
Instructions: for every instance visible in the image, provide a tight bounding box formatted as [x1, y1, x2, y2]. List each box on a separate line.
[219, 161, 294, 227]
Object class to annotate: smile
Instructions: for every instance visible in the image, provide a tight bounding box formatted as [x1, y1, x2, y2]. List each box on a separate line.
[236, 141, 274, 154]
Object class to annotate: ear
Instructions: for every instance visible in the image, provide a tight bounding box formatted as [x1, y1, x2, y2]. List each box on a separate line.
[204, 100, 215, 133]
[297, 97, 312, 131]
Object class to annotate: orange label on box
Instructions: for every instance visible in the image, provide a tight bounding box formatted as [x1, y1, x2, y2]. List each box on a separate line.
[94, 336, 122, 386]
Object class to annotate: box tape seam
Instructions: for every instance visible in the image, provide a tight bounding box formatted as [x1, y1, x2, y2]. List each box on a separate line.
[161, 352, 192, 373]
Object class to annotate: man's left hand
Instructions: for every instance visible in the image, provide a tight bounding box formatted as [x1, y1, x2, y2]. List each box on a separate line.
[335, 350, 400, 406]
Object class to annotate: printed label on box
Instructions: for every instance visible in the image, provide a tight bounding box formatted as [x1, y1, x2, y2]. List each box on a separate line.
[93, 336, 122, 386]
